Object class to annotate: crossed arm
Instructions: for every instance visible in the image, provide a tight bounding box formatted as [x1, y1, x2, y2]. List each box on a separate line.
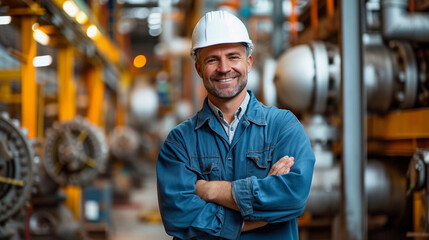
[195, 155, 295, 232]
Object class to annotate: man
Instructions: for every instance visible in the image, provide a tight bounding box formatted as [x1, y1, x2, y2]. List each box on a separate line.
[157, 10, 315, 240]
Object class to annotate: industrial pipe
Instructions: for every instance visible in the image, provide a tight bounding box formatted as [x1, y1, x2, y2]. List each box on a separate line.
[274, 39, 418, 114]
[381, 0, 429, 41]
[340, 0, 366, 239]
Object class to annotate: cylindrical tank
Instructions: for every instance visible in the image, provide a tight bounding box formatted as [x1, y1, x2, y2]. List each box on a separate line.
[305, 160, 407, 217]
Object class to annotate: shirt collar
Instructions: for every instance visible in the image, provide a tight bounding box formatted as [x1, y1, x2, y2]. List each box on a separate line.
[207, 92, 250, 124]
[195, 90, 266, 130]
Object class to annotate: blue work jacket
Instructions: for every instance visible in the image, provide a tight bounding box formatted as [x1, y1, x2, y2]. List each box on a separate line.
[157, 91, 315, 240]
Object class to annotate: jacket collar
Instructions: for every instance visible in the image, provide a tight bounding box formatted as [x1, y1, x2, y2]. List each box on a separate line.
[195, 90, 267, 130]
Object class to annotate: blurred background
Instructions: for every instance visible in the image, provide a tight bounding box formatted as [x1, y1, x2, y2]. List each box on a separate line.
[0, 0, 428, 239]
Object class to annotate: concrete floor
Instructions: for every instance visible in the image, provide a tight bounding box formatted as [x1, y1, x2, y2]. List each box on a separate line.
[110, 163, 170, 240]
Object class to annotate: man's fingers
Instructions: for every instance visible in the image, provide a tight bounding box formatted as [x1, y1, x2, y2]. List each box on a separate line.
[268, 156, 294, 176]
[286, 157, 294, 168]
[269, 157, 288, 175]
[268, 160, 286, 175]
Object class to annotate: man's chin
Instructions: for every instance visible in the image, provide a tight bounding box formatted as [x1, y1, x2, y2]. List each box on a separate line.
[212, 89, 245, 100]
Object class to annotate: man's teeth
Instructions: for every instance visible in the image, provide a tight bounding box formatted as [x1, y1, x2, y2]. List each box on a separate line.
[218, 77, 234, 82]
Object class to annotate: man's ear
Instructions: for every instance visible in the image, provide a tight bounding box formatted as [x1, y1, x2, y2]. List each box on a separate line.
[195, 62, 203, 78]
[247, 55, 253, 73]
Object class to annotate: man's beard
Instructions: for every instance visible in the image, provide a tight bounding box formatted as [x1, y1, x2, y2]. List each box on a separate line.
[205, 74, 248, 99]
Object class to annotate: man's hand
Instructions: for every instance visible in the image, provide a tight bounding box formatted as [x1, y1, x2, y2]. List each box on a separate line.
[268, 156, 294, 176]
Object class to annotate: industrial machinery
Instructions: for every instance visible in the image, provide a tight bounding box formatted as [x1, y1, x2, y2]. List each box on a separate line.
[24, 116, 109, 240]
[43, 116, 108, 186]
[0, 112, 34, 239]
[108, 125, 140, 163]
[272, 0, 429, 238]
[274, 38, 421, 115]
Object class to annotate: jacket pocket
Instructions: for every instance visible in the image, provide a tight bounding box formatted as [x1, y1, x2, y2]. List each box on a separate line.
[246, 148, 273, 178]
[190, 156, 221, 180]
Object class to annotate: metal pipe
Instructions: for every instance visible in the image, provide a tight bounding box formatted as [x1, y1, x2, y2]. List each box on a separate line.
[306, 160, 406, 217]
[340, 0, 366, 239]
[272, 0, 286, 58]
[381, 0, 429, 41]
[275, 37, 418, 114]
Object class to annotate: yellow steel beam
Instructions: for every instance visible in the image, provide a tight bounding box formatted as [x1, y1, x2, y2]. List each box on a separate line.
[93, 33, 121, 65]
[57, 46, 76, 121]
[51, 0, 122, 65]
[0, 84, 12, 103]
[86, 65, 104, 127]
[37, 82, 45, 139]
[57, 47, 81, 220]
[7, 6, 45, 16]
[368, 108, 429, 139]
[0, 69, 21, 80]
[61, 185, 82, 220]
[21, 16, 37, 138]
[367, 108, 429, 156]
[115, 70, 131, 126]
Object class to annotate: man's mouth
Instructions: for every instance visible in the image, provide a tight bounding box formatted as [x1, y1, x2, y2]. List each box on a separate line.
[212, 75, 238, 82]
[217, 77, 235, 82]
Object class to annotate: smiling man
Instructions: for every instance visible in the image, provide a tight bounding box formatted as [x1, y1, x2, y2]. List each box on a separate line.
[156, 10, 315, 240]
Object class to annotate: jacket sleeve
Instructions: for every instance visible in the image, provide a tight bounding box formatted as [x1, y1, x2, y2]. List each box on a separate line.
[157, 133, 243, 240]
[231, 116, 315, 223]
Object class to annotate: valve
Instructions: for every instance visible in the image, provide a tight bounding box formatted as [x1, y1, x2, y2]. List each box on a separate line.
[43, 117, 108, 186]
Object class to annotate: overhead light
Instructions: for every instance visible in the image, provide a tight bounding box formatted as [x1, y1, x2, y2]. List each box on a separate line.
[63, 0, 79, 18]
[33, 55, 53, 67]
[0, 16, 12, 25]
[76, 11, 88, 24]
[133, 55, 147, 68]
[32, 24, 50, 45]
[86, 24, 99, 39]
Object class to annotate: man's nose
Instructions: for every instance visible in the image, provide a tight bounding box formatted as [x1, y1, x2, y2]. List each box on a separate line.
[217, 59, 231, 73]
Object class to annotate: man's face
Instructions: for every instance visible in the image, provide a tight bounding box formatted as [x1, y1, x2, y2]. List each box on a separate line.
[195, 43, 253, 100]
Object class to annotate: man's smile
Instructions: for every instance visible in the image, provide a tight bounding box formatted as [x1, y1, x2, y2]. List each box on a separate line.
[211, 75, 239, 83]
[217, 77, 234, 82]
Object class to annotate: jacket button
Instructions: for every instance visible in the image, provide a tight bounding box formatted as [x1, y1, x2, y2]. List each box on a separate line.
[228, 157, 232, 161]
[254, 157, 259, 161]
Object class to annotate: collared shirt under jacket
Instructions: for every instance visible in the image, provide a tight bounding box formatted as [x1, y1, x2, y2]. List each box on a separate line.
[157, 90, 315, 240]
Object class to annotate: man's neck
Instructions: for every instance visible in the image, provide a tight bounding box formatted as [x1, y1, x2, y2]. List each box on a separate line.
[208, 90, 247, 124]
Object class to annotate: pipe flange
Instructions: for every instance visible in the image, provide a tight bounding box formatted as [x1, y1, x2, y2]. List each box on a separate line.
[311, 42, 340, 114]
[389, 40, 418, 109]
[407, 149, 429, 193]
[364, 42, 395, 113]
[43, 117, 108, 186]
[0, 112, 34, 224]
[311, 42, 330, 113]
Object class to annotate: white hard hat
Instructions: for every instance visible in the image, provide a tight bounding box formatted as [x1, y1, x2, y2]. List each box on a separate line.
[191, 10, 253, 58]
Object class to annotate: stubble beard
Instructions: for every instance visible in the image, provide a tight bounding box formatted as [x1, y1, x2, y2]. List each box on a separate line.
[205, 74, 248, 100]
